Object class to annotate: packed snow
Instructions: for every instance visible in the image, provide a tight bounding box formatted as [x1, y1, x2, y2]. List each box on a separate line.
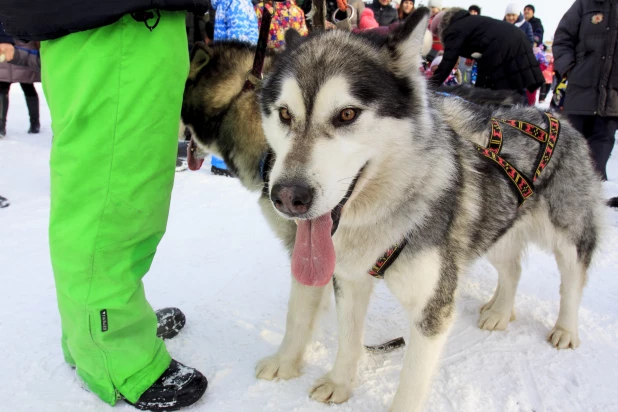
[1, 85, 617, 412]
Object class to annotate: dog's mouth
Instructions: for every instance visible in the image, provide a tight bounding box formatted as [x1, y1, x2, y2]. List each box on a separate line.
[291, 166, 365, 287]
[187, 137, 206, 171]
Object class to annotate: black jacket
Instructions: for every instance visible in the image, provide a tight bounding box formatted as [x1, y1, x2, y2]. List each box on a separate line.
[432, 10, 544, 92]
[528, 16, 544, 44]
[553, 0, 618, 116]
[367, 0, 399, 27]
[0, 0, 209, 42]
[0, 22, 14, 44]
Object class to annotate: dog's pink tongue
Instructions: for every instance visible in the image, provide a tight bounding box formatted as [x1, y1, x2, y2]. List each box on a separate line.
[291, 214, 336, 287]
[187, 138, 204, 171]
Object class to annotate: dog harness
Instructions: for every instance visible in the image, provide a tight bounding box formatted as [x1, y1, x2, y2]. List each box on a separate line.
[370, 112, 561, 280]
[474, 112, 561, 207]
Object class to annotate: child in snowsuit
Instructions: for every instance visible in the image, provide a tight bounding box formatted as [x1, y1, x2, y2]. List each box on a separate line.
[255, 0, 308, 50]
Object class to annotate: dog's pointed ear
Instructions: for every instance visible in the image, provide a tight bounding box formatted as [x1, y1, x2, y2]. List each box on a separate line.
[284, 29, 303, 50]
[189, 41, 213, 80]
[387, 7, 431, 77]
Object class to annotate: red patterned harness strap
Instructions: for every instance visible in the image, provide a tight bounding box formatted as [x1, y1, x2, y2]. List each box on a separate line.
[368, 238, 408, 279]
[534, 113, 560, 182]
[474, 120, 535, 206]
[497, 118, 548, 143]
[497, 113, 561, 182]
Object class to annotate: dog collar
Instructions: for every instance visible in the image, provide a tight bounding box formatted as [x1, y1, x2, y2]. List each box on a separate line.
[368, 238, 409, 279]
[259, 150, 273, 183]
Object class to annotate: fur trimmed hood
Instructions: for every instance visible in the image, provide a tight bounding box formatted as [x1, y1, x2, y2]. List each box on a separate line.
[437, 8, 466, 42]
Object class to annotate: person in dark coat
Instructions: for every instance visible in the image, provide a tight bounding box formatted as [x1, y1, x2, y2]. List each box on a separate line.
[524, 4, 544, 44]
[0, 22, 40, 136]
[429, 8, 544, 97]
[553, 0, 618, 181]
[0, 1, 210, 411]
[504, 4, 534, 44]
[367, 0, 399, 27]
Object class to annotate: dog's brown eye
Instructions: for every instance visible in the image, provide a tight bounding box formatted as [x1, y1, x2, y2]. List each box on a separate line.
[279, 107, 292, 123]
[339, 108, 358, 123]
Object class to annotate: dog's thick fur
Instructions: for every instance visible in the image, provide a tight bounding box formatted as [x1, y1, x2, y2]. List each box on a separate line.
[182, 8, 604, 411]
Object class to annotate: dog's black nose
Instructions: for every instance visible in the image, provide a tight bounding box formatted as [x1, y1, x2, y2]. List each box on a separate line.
[271, 182, 313, 217]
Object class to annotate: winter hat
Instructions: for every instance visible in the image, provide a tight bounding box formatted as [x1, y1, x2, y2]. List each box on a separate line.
[468, 5, 481, 15]
[359, 8, 379, 30]
[428, 0, 443, 8]
[524, 4, 535, 13]
[430, 10, 445, 37]
[505, 3, 520, 15]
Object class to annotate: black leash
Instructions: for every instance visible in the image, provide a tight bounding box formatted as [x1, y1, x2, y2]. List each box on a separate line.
[243, 2, 273, 91]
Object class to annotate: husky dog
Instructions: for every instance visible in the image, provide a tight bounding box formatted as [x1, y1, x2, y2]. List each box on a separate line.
[182, 7, 604, 411]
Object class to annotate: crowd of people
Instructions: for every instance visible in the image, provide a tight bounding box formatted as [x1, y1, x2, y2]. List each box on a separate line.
[0, 0, 617, 410]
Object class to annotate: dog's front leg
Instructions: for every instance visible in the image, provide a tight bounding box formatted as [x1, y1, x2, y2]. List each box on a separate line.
[256, 277, 328, 380]
[310, 275, 373, 404]
[386, 248, 457, 412]
[389, 319, 452, 412]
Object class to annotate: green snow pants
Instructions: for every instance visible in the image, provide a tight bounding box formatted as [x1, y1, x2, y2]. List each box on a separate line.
[40, 11, 189, 406]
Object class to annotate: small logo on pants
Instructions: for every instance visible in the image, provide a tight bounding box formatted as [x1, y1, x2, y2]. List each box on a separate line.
[100, 310, 108, 332]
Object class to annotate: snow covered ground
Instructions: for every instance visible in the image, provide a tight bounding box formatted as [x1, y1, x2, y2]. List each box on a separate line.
[1, 85, 618, 412]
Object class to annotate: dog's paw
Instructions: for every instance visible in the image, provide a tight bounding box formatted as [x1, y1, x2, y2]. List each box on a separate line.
[255, 355, 301, 381]
[310, 376, 352, 404]
[548, 326, 580, 349]
[478, 304, 515, 331]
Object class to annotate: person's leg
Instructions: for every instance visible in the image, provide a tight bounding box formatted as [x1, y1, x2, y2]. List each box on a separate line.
[568, 114, 587, 137]
[211, 155, 234, 177]
[568, 114, 615, 180]
[41, 11, 189, 405]
[20, 82, 40, 133]
[526, 89, 537, 106]
[594, 116, 617, 181]
[0, 82, 10, 136]
[539, 83, 550, 102]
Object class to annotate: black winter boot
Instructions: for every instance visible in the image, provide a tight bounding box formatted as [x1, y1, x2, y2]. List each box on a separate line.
[211, 165, 235, 177]
[0, 94, 8, 137]
[175, 141, 188, 173]
[608, 197, 618, 208]
[0, 195, 9, 208]
[156, 307, 186, 340]
[25, 95, 40, 134]
[126, 360, 208, 411]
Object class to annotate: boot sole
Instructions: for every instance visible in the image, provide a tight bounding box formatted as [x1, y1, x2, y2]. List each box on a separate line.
[128, 376, 208, 411]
